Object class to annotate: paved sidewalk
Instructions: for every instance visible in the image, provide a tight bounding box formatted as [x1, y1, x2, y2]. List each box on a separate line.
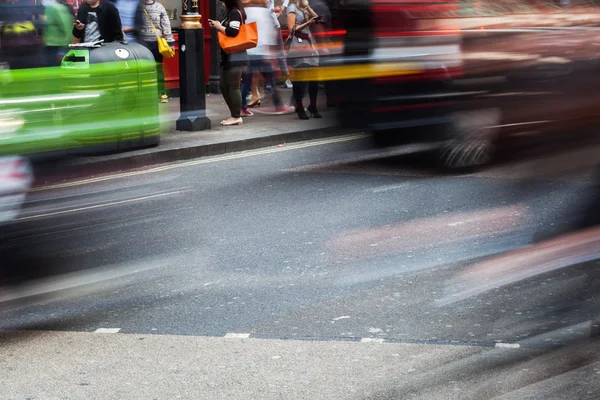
[35, 88, 347, 184]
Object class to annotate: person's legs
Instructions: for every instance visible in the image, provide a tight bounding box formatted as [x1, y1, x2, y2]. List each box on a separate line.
[225, 66, 243, 119]
[250, 71, 261, 105]
[306, 80, 321, 117]
[308, 81, 319, 109]
[143, 41, 166, 100]
[275, 28, 288, 74]
[293, 80, 308, 119]
[220, 68, 233, 115]
[241, 65, 253, 111]
[261, 62, 283, 109]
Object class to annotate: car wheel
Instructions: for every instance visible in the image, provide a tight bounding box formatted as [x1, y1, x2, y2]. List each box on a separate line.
[438, 108, 501, 172]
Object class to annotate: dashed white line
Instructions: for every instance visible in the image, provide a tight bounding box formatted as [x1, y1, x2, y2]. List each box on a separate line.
[332, 316, 351, 321]
[495, 343, 521, 349]
[94, 328, 121, 334]
[224, 333, 250, 339]
[361, 338, 385, 343]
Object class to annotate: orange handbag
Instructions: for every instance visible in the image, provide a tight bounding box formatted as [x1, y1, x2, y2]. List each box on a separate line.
[217, 11, 258, 54]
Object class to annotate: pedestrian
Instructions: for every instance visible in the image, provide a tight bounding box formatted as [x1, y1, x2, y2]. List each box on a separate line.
[72, 0, 124, 44]
[208, 0, 249, 126]
[43, 0, 75, 66]
[134, 0, 174, 103]
[271, 0, 292, 88]
[113, 0, 139, 42]
[240, 0, 293, 116]
[286, 0, 320, 119]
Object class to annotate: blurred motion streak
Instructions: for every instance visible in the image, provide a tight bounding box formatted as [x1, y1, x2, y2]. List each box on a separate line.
[437, 226, 600, 307]
[327, 205, 525, 259]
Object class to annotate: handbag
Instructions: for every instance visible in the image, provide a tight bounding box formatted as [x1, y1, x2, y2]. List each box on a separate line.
[284, 25, 318, 68]
[144, 8, 174, 58]
[217, 10, 258, 55]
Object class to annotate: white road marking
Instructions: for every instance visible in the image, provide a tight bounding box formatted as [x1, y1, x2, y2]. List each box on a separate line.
[332, 316, 351, 321]
[94, 328, 121, 334]
[32, 134, 369, 192]
[486, 120, 551, 129]
[481, 92, 556, 98]
[372, 183, 408, 193]
[495, 343, 521, 349]
[17, 190, 184, 221]
[225, 333, 250, 339]
[361, 338, 385, 343]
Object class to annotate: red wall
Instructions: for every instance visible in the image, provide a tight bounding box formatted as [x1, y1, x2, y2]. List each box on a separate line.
[162, 8, 213, 89]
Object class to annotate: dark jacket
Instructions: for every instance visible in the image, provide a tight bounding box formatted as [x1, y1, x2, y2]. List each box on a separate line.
[72, 0, 124, 43]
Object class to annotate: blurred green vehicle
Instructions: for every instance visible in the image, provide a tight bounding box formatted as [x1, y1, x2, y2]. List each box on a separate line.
[0, 42, 161, 157]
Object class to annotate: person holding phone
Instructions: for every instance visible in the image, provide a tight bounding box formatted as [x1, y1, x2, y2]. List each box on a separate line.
[208, 0, 249, 126]
[286, 0, 320, 120]
[73, 0, 124, 44]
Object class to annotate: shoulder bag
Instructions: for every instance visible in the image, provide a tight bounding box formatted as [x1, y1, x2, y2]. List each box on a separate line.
[218, 10, 258, 54]
[144, 7, 174, 58]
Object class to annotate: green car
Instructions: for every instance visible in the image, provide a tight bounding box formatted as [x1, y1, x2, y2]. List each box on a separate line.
[0, 42, 161, 157]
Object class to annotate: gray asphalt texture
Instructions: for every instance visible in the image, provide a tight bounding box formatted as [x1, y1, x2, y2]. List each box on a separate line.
[1, 135, 600, 399]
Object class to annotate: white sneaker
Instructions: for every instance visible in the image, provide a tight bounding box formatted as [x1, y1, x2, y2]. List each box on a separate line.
[285, 80, 293, 89]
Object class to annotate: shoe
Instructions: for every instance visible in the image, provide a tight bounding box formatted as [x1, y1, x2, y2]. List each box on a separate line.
[285, 80, 293, 89]
[274, 105, 295, 115]
[160, 94, 169, 103]
[241, 109, 254, 117]
[255, 105, 295, 115]
[307, 106, 322, 118]
[221, 117, 243, 126]
[296, 107, 309, 120]
[248, 98, 261, 108]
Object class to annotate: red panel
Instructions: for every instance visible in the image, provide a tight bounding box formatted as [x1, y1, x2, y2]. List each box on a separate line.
[163, 32, 180, 89]
[161, 28, 212, 90]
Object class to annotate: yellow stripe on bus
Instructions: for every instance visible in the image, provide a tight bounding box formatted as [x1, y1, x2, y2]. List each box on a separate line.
[290, 62, 423, 82]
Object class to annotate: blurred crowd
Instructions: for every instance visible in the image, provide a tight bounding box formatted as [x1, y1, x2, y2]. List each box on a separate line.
[208, 0, 334, 125]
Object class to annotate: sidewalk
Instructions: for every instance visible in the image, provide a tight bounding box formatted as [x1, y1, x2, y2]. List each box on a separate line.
[35, 88, 346, 184]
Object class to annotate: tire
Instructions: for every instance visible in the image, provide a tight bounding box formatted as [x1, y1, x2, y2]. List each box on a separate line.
[438, 108, 500, 172]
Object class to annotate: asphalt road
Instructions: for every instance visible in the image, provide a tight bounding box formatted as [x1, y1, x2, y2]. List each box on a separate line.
[1, 134, 600, 399]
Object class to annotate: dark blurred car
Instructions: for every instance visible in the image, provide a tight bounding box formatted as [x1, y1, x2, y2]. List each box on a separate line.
[309, 1, 600, 170]
[318, 0, 474, 168]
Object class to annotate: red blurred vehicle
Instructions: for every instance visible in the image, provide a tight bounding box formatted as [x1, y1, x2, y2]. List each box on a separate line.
[314, 0, 487, 168]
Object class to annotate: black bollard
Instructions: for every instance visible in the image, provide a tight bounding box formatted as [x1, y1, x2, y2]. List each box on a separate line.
[176, 0, 211, 131]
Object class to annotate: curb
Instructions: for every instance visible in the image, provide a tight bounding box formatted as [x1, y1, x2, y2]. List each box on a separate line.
[33, 125, 351, 185]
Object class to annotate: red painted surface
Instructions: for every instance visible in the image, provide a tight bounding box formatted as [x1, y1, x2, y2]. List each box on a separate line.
[162, 3, 213, 90]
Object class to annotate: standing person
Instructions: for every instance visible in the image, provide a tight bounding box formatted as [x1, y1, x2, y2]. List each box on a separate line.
[134, 0, 174, 103]
[272, 0, 292, 88]
[208, 0, 249, 126]
[240, 0, 293, 116]
[286, 0, 319, 119]
[43, 0, 74, 66]
[72, 0, 124, 44]
[113, 0, 139, 42]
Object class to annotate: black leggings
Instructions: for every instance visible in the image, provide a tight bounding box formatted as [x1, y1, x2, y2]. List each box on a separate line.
[292, 63, 318, 110]
[141, 40, 165, 96]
